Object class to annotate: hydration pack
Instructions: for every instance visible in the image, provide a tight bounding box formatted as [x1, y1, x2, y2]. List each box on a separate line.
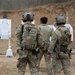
[21, 24, 38, 50]
[57, 27, 71, 53]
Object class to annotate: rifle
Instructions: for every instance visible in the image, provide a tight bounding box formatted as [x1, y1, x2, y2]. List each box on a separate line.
[68, 48, 72, 59]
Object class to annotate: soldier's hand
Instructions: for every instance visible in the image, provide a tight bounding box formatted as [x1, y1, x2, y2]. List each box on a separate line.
[47, 53, 51, 60]
[17, 48, 21, 54]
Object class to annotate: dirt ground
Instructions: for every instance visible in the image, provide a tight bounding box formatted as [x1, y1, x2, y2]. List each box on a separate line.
[0, 52, 75, 75]
[0, 0, 75, 75]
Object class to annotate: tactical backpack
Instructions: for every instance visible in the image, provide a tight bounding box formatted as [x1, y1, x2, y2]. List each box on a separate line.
[21, 24, 38, 50]
[57, 27, 71, 53]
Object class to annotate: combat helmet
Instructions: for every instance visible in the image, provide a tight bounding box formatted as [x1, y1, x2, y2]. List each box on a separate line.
[22, 12, 34, 22]
[56, 15, 66, 25]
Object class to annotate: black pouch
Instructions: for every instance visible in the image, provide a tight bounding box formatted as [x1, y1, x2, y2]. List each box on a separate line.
[60, 45, 68, 53]
[32, 50, 36, 55]
[32, 49, 40, 55]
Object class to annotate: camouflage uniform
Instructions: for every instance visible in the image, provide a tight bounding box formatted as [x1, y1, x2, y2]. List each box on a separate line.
[15, 23, 39, 75]
[37, 24, 53, 75]
[48, 25, 71, 75]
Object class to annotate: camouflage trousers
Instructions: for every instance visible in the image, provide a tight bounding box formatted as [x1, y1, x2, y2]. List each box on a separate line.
[17, 50, 38, 75]
[52, 52, 71, 75]
[37, 50, 52, 75]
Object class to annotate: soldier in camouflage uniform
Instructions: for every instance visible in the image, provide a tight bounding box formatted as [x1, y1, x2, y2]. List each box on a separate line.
[15, 12, 39, 75]
[37, 17, 53, 75]
[48, 15, 72, 75]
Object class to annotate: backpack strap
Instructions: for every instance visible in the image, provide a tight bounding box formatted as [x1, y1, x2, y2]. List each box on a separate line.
[21, 25, 24, 41]
[21, 25, 24, 50]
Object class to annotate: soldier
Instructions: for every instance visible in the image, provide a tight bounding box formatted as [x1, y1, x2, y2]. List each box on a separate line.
[15, 12, 39, 75]
[37, 17, 53, 75]
[48, 15, 72, 75]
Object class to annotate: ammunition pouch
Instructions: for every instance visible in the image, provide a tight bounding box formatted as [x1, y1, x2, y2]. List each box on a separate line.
[60, 45, 68, 53]
[59, 52, 69, 59]
[53, 44, 70, 59]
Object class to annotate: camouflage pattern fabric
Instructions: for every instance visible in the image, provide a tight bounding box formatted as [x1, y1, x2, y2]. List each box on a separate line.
[15, 23, 39, 75]
[17, 50, 38, 75]
[37, 50, 52, 75]
[48, 25, 71, 75]
[52, 52, 71, 75]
